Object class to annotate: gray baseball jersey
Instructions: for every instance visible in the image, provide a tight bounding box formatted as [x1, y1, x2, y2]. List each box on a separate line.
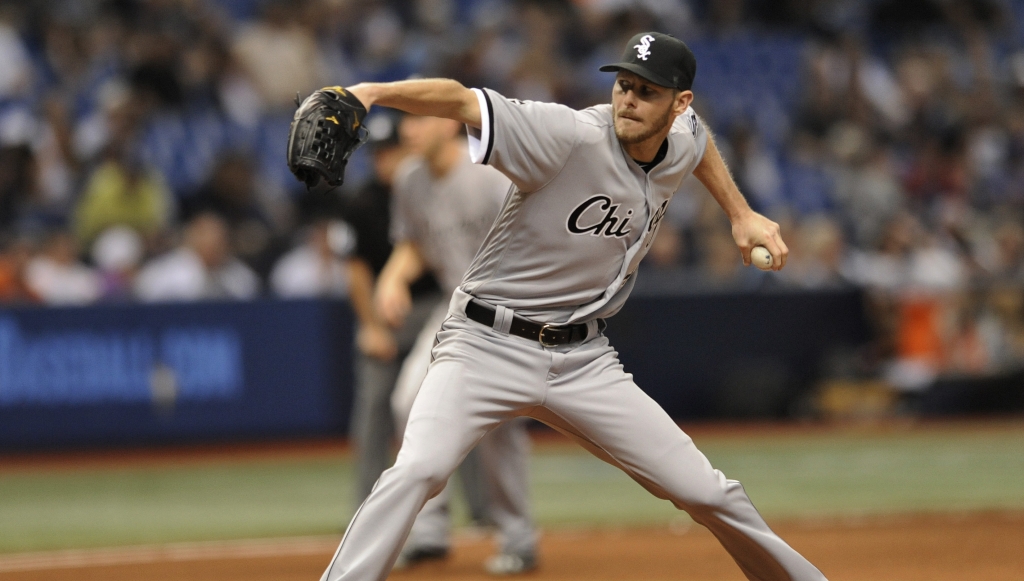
[392, 151, 510, 295]
[462, 88, 707, 324]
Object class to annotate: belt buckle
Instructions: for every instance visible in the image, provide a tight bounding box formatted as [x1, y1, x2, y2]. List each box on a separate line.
[538, 324, 561, 347]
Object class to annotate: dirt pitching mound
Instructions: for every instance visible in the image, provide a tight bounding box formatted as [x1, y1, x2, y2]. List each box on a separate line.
[1, 511, 1021, 581]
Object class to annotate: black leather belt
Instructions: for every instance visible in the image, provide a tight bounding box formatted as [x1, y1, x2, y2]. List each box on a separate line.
[464, 299, 602, 347]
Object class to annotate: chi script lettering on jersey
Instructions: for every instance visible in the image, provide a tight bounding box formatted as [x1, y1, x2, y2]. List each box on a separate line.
[566, 195, 634, 238]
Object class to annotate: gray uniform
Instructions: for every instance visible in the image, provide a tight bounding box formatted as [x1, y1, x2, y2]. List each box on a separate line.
[321, 89, 827, 581]
[389, 152, 536, 558]
[391, 154, 511, 294]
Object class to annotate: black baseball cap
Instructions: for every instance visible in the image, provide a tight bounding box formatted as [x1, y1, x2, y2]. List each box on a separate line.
[600, 32, 697, 91]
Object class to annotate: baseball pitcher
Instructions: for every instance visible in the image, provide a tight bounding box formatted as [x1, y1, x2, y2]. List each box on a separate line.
[288, 32, 826, 581]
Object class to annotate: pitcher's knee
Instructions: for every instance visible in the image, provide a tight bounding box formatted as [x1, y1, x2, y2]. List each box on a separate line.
[676, 488, 727, 514]
[671, 471, 739, 514]
[390, 455, 452, 497]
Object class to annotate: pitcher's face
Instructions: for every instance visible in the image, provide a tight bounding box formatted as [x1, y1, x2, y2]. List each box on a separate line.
[611, 71, 690, 145]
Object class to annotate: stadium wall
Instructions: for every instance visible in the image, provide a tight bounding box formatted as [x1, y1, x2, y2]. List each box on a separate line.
[0, 292, 868, 450]
[0, 300, 354, 450]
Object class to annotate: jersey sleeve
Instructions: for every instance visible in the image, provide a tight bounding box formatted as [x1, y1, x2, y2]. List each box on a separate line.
[466, 88, 576, 193]
[680, 109, 709, 176]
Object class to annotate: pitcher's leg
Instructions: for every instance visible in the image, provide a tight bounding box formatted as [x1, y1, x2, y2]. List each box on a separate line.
[349, 353, 398, 504]
[403, 483, 453, 554]
[399, 449, 490, 557]
[477, 418, 536, 557]
[351, 295, 442, 505]
[392, 305, 485, 556]
[541, 340, 827, 581]
[391, 304, 449, 437]
[323, 369, 488, 581]
[322, 318, 545, 581]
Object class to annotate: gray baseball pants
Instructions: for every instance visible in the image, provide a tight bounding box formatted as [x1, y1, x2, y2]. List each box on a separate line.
[323, 290, 828, 581]
[391, 304, 536, 556]
[349, 293, 490, 525]
[349, 292, 441, 504]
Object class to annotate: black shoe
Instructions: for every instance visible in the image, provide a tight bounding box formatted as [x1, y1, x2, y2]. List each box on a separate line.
[393, 546, 449, 570]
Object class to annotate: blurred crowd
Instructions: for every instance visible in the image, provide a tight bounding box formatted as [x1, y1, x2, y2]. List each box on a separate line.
[3, 0, 1024, 387]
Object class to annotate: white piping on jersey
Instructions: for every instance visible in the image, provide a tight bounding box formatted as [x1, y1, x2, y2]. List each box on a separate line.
[468, 89, 491, 164]
[470, 88, 573, 194]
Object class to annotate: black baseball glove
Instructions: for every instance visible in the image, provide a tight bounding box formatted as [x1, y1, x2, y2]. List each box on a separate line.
[286, 86, 369, 189]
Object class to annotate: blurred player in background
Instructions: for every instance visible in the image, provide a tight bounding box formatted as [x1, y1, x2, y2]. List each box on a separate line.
[337, 116, 491, 525]
[337, 114, 445, 506]
[374, 113, 538, 574]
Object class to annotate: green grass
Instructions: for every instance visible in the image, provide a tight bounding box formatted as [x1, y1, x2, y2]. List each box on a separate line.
[1, 425, 1022, 553]
[0, 460, 355, 553]
[695, 430, 1024, 517]
[529, 427, 1024, 526]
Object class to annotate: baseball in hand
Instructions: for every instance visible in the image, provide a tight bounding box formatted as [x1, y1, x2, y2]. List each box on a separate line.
[751, 246, 774, 271]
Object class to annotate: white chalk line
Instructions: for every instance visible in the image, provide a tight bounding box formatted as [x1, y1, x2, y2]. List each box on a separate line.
[0, 535, 341, 572]
[0, 529, 507, 573]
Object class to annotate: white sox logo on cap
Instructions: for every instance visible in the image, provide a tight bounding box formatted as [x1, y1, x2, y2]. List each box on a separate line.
[600, 32, 696, 91]
[634, 34, 655, 61]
